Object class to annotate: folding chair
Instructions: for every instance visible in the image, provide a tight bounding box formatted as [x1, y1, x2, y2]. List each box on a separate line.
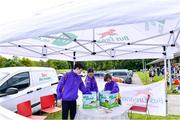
[40, 94, 61, 115]
[17, 100, 47, 120]
[129, 94, 150, 120]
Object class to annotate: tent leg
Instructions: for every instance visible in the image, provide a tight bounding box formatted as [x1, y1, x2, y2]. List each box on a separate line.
[168, 59, 172, 90]
[142, 59, 145, 72]
[163, 46, 168, 120]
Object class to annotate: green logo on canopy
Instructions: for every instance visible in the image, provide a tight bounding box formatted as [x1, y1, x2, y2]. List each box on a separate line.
[52, 33, 77, 46]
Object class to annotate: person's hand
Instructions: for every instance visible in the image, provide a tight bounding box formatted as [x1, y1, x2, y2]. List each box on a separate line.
[110, 91, 117, 94]
[84, 90, 92, 94]
[86, 91, 92, 94]
[57, 100, 62, 106]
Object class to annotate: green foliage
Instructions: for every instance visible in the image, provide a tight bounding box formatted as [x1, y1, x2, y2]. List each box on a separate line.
[19, 57, 34, 66]
[0, 55, 155, 72]
[83, 59, 154, 71]
[4, 56, 22, 67]
[47, 60, 70, 69]
[0, 56, 7, 67]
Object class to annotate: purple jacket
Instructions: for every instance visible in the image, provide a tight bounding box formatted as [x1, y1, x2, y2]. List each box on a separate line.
[85, 75, 98, 93]
[104, 80, 119, 93]
[56, 70, 87, 101]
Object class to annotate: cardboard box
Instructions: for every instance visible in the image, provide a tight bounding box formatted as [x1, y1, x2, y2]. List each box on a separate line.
[83, 92, 97, 109]
[99, 91, 119, 109]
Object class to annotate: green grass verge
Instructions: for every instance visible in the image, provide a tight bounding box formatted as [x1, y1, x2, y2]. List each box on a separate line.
[136, 72, 164, 85]
[43, 111, 180, 120]
[56, 69, 70, 73]
[167, 84, 180, 95]
[45, 112, 62, 120]
[56, 69, 87, 74]
[130, 113, 180, 120]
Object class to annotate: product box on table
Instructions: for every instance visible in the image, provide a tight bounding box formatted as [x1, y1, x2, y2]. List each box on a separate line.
[82, 92, 97, 109]
[99, 91, 119, 109]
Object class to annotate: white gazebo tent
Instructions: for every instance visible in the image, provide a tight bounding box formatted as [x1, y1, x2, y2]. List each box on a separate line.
[0, 0, 180, 119]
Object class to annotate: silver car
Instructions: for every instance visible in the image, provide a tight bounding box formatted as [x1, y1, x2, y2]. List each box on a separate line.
[107, 69, 132, 84]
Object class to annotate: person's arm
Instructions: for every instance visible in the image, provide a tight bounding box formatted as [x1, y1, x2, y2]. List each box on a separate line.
[111, 82, 119, 94]
[79, 78, 90, 94]
[94, 79, 98, 92]
[56, 75, 66, 99]
[104, 83, 107, 91]
[85, 77, 91, 93]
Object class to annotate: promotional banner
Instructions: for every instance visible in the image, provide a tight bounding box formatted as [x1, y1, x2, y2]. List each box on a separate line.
[119, 81, 166, 116]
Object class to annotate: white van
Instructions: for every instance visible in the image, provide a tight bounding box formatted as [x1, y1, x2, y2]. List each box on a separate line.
[0, 67, 58, 113]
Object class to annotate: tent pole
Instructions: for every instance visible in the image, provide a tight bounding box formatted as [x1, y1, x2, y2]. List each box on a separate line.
[168, 59, 172, 90]
[93, 28, 95, 52]
[73, 51, 76, 67]
[73, 60, 76, 66]
[142, 59, 145, 72]
[163, 46, 168, 120]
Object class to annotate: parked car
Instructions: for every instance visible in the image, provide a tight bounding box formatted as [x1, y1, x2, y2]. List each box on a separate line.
[112, 76, 124, 83]
[0, 67, 58, 113]
[107, 69, 132, 84]
[129, 70, 134, 77]
[94, 71, 106, 78]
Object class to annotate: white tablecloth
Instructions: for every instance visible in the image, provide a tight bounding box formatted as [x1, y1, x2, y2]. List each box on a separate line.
[75, 105, 131, 120]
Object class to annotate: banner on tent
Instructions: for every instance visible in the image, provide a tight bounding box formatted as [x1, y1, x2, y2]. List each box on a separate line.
[119, 81, 166, 116]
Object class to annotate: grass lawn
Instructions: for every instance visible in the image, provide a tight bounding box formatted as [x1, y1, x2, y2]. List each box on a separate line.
[56, 69, 70, 73]
[43, 111, 180, 120]
[45, 112, 62, 120]
[136, 71, 164, 85]
[130, 113, 180, 120]
[56, 69, 87, 74]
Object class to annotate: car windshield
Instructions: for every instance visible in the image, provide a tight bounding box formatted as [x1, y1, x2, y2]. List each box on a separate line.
[0, 72, 9, 84]
[94, 73, 105, 77]
[111, 72, 127, 76]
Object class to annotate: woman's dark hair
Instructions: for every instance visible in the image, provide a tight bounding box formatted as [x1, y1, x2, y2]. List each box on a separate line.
[104, 73, 112, 82]
[87, 68, 94, 73]
[73, 62, 83, 69]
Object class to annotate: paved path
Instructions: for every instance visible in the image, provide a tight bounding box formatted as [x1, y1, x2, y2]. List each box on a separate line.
[133, 73, 180, 115]
[168, 95, 180, 115]
[132, 73, 143, 85]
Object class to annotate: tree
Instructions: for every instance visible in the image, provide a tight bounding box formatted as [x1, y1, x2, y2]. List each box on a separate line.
[0, 54, 155, 71]
[39, 60, 48, 67]
[19, 57, 34, 66]
[47, 60, 69, 69]
[0, 56, 7, 68]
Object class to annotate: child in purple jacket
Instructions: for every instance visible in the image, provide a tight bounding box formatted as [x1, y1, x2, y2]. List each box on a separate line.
[56, 63, 87, 120]
[104, 73, 119, 93]
[85, 68, 98, 93]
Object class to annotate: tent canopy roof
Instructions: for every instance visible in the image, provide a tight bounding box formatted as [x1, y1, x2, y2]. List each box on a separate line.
[0, 0, 180, 61]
